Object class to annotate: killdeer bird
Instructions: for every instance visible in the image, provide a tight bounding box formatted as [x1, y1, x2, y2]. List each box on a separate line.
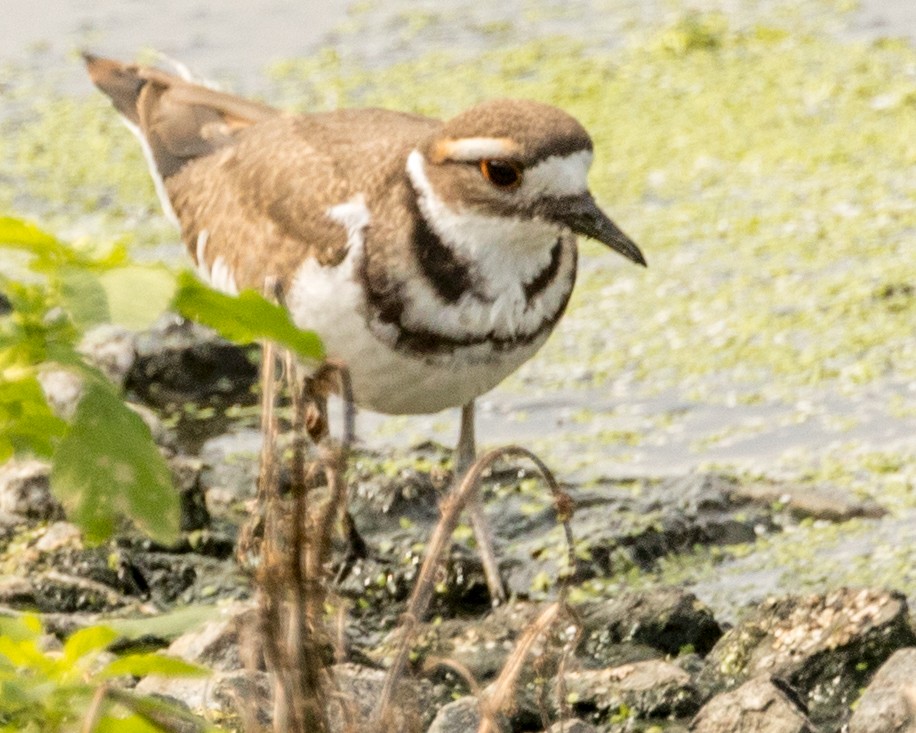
[85, 54, 646, 599]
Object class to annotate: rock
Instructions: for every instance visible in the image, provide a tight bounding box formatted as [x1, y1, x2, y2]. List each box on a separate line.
[169, 455, 210, 532]
[135, 667, 216, 712]
[211, 670, 272, 729]
[377, 601, 546, 682]
[0, 459, 62, 520]
[579, 587, 723, 659]
[126, 314, 257, 408]
[34, 521, 82, 552]
[426, 697, 481, 733]
[79, 324, 136, 387]
[330, 663, 439, 733]
[349, 453, 446, 536]
[198, 429, 263, 508]
[33, 570, 133, 613]
[137, 650, 438, 732]
[848, 648, 916, 733]
[341, 449, 494, 617]
[564, 659, 700, 720]
[496, 473, 775, 597]
[37, 368, 83, 419]
[690, 675, 816, 733]
[730, 481, 885, 522]
[160, 602, 256, 671]
[132, 607, 278, 728]
[0, 575, 38, 607]
[700, 588, 916, 727]
[543, 719, 598, 733]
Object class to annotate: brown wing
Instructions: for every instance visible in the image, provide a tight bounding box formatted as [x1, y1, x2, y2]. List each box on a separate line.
[86, 54, 441, 295]
[162, 109, 441, 294]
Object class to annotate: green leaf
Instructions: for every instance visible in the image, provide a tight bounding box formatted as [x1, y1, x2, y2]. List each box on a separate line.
[51, 381, 179, 545]
[173, 271, 324, 361]
[0, 217, 61, 252]
[0, 217, 74, 276]
[0, 614, 43, 643]
[61, 625, 118, 667]
[99, 266, 176, 330]
[0, 636, 54, 675]
[58, 266, 109, 328]
[95, 689, 219, 732]
[100, 652, 209, 679]
[0, 376, 67, 458]
[105, 605, 220, 642]
[93, 712, 175, 733]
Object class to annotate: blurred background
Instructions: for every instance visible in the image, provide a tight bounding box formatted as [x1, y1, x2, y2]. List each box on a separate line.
[1, 0, 914, 612]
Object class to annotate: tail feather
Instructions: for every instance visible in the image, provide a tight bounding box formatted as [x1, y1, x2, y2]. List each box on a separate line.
[84, 52, 280, 180]
[83, 52, 146, 126]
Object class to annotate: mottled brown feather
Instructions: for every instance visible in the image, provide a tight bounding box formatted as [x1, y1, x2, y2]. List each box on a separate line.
[86, 55, 442, 289]
[84, 56, 591, 310]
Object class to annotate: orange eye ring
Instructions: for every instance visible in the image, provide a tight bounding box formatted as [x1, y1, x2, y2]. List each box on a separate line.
[480, 159, 523, 189]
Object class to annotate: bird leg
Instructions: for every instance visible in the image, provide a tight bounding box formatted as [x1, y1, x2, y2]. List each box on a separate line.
[456, 401, 507, 604]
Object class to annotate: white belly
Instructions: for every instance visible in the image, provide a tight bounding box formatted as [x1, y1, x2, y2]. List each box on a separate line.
[328, 325, 547, 414]
[285, 252, 553, 414]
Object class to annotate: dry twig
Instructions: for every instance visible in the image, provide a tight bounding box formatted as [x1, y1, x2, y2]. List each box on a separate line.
[373, 445, 577, 728]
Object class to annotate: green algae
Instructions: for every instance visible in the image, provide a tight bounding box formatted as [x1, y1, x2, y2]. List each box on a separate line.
[1, 3, 913, 483]
[0, 80, 167, 244]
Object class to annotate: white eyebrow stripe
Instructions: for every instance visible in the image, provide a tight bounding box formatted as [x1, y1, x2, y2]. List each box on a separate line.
[433, 136, 521, 162]
[521, 149, 593, 198]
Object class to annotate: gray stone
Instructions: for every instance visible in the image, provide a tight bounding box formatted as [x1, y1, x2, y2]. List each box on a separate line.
[0, 575, 37, 607]
[0, 459, 62, 520]
[169, 454, 210, 532]
[565, 658, 700, 720]
[79, 324, 136, 387]
[426, 696, 481, 733]
[543, 718, 598, 733]
[32, 570, 132, 613]
[199, 428, 263, 507]
[138, 663, 438, 732]
[496, 473, 775, 597]
[331, 662, 439, 732]
[690, 675, 816, 733]
[700, 588, 916, 727]
[37, 368, 83, 419]
[135, 669, 214, 712]
[579, 587, 722, 659]
[34, 521, 82, 552]
[730, 481, 885, 523]
[211, 670, 272, 729]
[161, 602, 256, 671]
[375, 601, 550, 683]
[126, 314, 257, 407]
[848, 648, 916, 733]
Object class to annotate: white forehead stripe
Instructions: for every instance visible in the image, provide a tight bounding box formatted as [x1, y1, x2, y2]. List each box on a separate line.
[433, 136, 521, 163]
[522, 149, 593, 198]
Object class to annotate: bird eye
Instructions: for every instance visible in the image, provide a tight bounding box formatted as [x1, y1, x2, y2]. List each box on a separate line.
[480, 159, 523, 189]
